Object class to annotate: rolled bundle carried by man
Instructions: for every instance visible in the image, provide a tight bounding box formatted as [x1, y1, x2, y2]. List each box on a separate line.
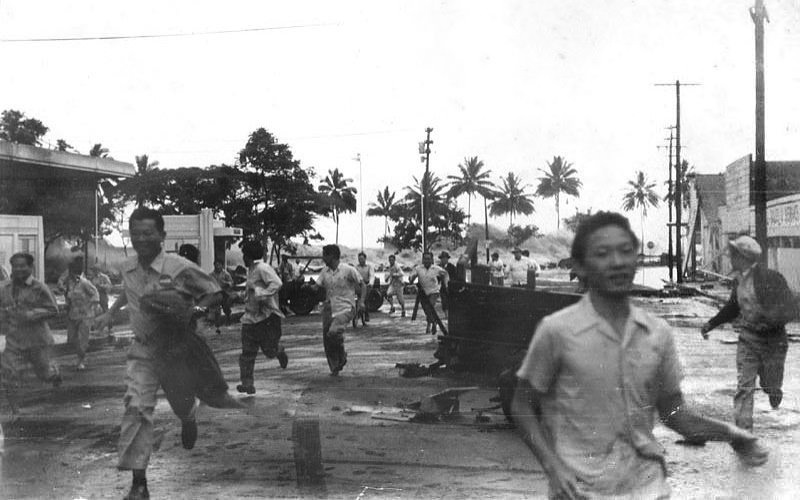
[140, 288, 242, 410]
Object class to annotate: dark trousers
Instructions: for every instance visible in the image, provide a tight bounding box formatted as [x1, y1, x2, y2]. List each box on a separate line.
[212, 291, 232, 327]
[735, 329, 788, 430]
[239, 314, 283, 386]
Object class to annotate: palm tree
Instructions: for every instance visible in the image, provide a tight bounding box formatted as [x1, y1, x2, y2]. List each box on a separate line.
[446, 156, 495, 224]
[490, 172, 535, 226]
[622, 171, 660, 255]
[366, 186, 397, 241]
[318, 168, 357, 244]
[133, 154, 160, 207]
[89, 143, 109, 158]
[535, 156, 582, 229]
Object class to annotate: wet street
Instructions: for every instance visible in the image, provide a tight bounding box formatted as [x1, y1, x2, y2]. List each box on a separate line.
[1, 294, 800, 499]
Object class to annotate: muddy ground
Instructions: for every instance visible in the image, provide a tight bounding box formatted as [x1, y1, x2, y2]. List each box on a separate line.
[1, 294, 800, 499]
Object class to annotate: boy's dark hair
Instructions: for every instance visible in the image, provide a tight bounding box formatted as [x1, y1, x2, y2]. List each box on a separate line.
[10, 252, 34, 266]
[129, 207, 165, 233]
[570, 211, 639, 264]
[491, 252, 499, 259]
[357, 251, 367, 258]
[422, 251, 433, 259]
[322, 244, 341, 259]
[178, 244, 200, 264]
[241, 240, 264, 261]
[68, 256, 85, 274]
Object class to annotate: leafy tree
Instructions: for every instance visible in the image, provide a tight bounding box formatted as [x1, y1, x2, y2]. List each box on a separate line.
[489, 172, 535, 226]
[562, 208, 593, 233]
[446, 156, 494, 224]
[235, 128, 327, 258]
[388, 171, 465, 251]
[318, 168, 357, 245]
[0, 109, 48, 146]
[56, 139, 75, 152]
[622, 171, 660, 255]
[89, 143, 109, 158]
[507, 224, 540, 247]
[133, 154, 160, 206]
[535, 156, 582, 229]
[366, 186, 397, 242]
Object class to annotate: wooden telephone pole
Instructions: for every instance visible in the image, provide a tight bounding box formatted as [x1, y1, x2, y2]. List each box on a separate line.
[656, 81, 699, 283]
[751, 0, 768, 264]
[419, 128, 434, 252]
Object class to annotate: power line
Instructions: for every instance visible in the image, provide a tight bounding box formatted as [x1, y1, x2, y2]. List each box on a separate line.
[0, 23, 335, 43]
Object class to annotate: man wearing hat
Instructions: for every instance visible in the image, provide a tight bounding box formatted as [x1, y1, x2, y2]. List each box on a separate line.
[701, 235, 798, 431]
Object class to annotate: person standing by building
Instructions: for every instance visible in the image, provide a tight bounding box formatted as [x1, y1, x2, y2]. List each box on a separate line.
[507, 247, 538, 287]
[700, 235, 797, 431]
[489, 251, 505, 286]
[0, 252, 62, 416]
[409, 251, 449, 335]
[59, 256, 100, 371]
[210, 259, 234, 334]
[437, 251, 457, 317]
[511, 212, 767, 499]
[355, 252, 376, 323]
[94, 207, 221, 500]
[385, 254, 406, 317]
[313, 245, 365, 376]
[236, 240, 288, 395]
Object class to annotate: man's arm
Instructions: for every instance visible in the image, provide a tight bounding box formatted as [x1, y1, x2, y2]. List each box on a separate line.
[354, 272, 366, 310]
[511, 380, 585, 500]
[701, 288, 740, 338]
[23, 285, 59, 322]
[95, 289, 127, 329]
[657, 391, 767, 464]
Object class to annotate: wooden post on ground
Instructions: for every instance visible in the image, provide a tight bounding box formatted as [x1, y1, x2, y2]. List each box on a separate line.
[292, 418, 325, 487]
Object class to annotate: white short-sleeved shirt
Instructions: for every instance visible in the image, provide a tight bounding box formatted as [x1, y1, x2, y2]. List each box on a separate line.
[517, 295, 682, 496]
[507, 257, 534, 285]
[317, 263, 363, 316]
[242, 260, 284, 324]
[122, 251, 220, 343]
[413, 264, 447, 295]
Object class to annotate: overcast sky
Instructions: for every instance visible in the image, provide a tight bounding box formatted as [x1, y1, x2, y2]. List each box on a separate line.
[2, 0, 800, 251]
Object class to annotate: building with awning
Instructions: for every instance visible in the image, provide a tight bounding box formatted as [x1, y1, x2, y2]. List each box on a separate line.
[0, 141, 135, 279]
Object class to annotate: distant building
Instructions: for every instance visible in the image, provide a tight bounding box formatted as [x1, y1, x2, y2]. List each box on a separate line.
[686, 172, 726, 275]
[692, 154, 800, 289]
[0, 141, 135, 279]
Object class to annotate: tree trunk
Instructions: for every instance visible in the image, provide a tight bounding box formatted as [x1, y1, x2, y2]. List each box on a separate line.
[484, 197, 490, 263]
[640, 211, 645, 256]
[334, 208, 339, 245]
[555, 193, 561, 229]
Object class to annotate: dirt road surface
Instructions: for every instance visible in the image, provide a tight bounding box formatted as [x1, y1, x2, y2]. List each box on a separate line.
[1, 295, 799, 499]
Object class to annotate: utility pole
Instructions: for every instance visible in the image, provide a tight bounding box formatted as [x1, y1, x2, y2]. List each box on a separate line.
[656, 80, 699, 284]
[419, 128, 433, 252]
[353, 153, 364, 252]
[657, 129, 675, 282]
[751, 0, 769, 265]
